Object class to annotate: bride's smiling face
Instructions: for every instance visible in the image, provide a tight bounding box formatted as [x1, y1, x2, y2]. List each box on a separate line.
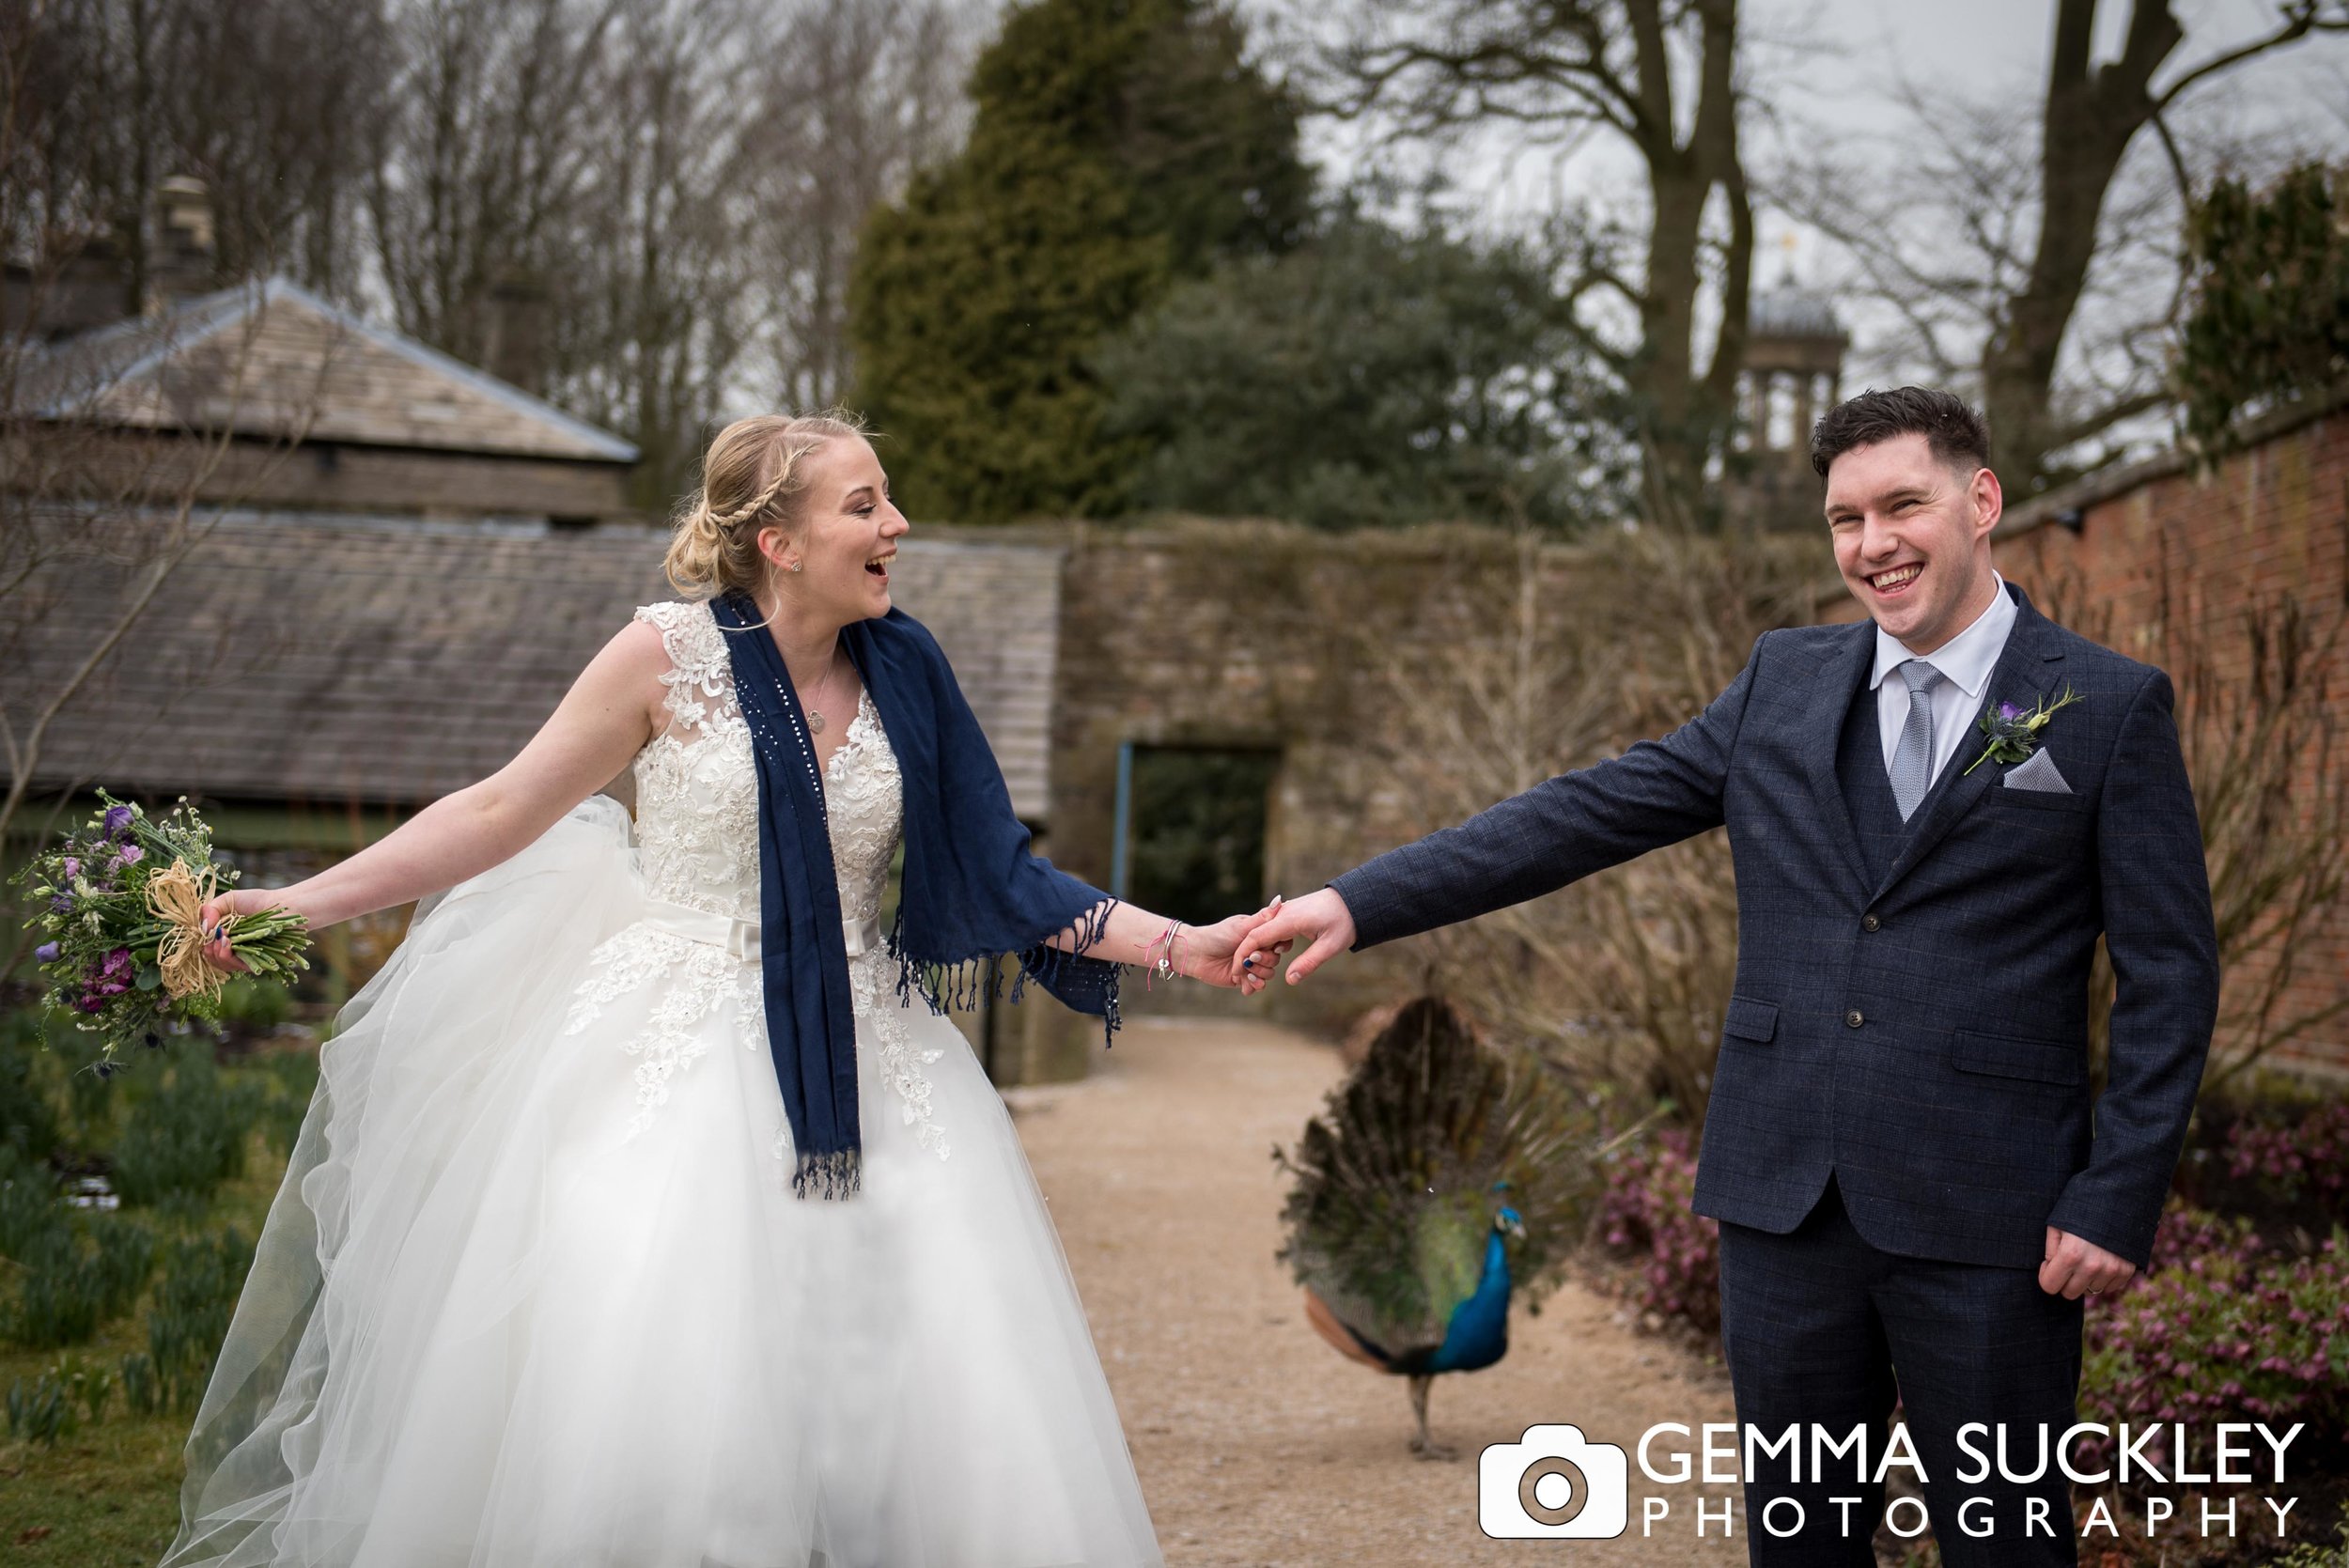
[758, 436, 908, 627]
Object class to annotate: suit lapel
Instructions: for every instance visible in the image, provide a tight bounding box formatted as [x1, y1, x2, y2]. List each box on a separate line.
[1870, 586, 2068, 905]
[1800, 624, 1877, 899]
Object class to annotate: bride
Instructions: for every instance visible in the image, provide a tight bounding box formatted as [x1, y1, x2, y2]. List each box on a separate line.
[170, 411, 1280, 1568]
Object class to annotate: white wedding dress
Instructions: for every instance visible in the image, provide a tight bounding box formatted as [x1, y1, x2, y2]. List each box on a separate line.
[165, 602, 1162, 1568]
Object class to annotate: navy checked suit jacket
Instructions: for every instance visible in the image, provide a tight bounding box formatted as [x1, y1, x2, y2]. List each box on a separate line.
[1330, 584, 2218, 1271]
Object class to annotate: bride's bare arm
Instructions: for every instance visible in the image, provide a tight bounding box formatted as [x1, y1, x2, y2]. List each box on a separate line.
[1042, 896, 1287, 996]
[199, 619, 672, 961]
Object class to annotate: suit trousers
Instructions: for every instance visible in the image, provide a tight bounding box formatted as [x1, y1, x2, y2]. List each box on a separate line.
[1717, 1176, 2083, 1568]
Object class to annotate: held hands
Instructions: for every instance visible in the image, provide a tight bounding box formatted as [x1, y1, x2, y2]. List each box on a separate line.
[1225, 887, 1355, 987]
[2041, 1227, 2136, 1299]
[1158, 899, 1295, 996]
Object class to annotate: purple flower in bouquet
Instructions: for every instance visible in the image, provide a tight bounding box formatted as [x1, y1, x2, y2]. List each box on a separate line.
[86, 947, 135, 999]
[102, 803, 133, 837]
[62, 856, 80, 879]
[35, 940, 59, 962]
[117, 844, 143, 865]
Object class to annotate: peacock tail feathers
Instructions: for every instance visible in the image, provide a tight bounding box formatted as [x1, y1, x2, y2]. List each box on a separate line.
[1272, 996, 1607, 1358]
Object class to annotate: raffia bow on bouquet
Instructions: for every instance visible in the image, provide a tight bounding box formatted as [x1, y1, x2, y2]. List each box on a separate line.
[12, 792, 310, 1073]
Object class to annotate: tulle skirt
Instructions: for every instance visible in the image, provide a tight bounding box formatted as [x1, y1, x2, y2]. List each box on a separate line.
[163, 798, 1162, 1567]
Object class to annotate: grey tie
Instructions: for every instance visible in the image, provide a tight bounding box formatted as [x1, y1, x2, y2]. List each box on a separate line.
[1889, 659, 1946, 821]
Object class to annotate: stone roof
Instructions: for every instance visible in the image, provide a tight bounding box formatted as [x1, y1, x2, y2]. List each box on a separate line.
[5, 516, 1065, 821]
[23, 277, 639, 464]
[1749, 279, 1846, 343]
[883, 536, 1066, 821]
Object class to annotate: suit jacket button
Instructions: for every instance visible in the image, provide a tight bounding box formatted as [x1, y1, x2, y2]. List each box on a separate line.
[1845, 1009, 1864, 1029]
[1861, 913, 1881, 933]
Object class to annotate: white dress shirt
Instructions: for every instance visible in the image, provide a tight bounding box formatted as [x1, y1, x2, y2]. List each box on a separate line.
[1872, 573, 2018, 785]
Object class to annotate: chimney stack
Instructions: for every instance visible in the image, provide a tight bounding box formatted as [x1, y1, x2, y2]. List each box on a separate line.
[482, 270, 551, 396]
[147, 175, 218, 312]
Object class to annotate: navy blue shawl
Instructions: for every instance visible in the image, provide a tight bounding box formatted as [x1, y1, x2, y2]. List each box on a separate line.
[708, 593, 1121, 1199]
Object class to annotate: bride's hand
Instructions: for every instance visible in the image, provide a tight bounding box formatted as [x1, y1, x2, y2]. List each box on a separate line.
[194, 888, 291, 975]
[1174, 899, 1292, 996]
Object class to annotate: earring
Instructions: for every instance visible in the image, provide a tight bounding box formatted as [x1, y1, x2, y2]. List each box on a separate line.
[788, 560, 802, 573]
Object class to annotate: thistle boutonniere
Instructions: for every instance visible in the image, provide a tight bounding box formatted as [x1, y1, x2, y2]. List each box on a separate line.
[1964, 685, 2083, 775]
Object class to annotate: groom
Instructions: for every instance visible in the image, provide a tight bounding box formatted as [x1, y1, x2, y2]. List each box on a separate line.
[1238, 388, 2218, 1564]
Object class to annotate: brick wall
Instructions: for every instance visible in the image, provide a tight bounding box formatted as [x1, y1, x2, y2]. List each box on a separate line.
[1827, 400, 2349, 1079]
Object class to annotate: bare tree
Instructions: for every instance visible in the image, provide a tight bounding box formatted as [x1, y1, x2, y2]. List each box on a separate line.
[148, 0, 393, 297]
[368, 0, 622, 365]
[2038, 551, 2348, 1092]
[1298, 0, 1754, 529]
[12, 0, 984, 491]
[1, 0, 393, 308]
[1778, 0, 2349, 491]
[1340, 522, 1816, 1121]
[523, 0, 978, 503]
[544, 0, 762, 505]
[361, 0, 977, 495]
[747, 0, 976, 414]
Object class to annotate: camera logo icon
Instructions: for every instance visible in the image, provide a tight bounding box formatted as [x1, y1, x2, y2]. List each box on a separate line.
[1478, 1423, 1629, 1538]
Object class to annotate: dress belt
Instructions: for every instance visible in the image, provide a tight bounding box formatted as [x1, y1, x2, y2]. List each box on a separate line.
[640, 899, 884, 962]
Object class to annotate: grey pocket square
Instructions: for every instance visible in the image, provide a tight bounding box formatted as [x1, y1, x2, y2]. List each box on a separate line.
[2002, 749, 2073, 794]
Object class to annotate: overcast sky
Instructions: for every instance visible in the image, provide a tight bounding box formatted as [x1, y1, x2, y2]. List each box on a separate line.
[1231, 0, 2346, 410]
[1258, 0, 2344, 236]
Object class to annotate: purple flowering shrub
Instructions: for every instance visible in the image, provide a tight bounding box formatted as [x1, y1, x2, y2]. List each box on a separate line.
[1591, 1077, 2349, 1440]
[1593, 1126, 1721, 1334]
[2079, 1200, 2349, 1447]
[2224, 1100, 2349, 1210]
[2175, 1078, 2349, 1240]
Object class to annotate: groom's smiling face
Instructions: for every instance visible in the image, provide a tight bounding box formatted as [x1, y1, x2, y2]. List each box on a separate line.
[1824, 432, 2003, 655]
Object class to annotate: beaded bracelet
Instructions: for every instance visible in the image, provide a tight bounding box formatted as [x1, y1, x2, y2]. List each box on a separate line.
[1144, 917, 1185, 988]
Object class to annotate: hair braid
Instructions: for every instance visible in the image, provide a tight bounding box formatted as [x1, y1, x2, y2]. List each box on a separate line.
[662, 409, 869, 598]
[704, 462, 796, 532]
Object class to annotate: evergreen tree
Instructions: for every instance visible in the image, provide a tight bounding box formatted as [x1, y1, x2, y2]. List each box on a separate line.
[848, 0, 1308, 522]
[1097, 204, 1631, 531]
[2178, 163, 2349, 459]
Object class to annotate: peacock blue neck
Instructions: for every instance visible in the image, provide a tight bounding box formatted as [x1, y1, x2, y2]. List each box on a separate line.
[1428, 1227, 1513, 1374]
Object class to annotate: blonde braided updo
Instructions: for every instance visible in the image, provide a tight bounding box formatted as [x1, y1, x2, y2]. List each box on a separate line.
[663, 410, 869, 599]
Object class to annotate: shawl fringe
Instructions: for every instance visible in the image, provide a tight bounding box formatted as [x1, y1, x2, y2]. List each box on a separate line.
[791, 1146, 861, 1201]
[885, 897, 1124, 1047]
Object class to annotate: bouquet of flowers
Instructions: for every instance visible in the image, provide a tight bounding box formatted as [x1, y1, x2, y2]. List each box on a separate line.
[13, 792, 310, 1072]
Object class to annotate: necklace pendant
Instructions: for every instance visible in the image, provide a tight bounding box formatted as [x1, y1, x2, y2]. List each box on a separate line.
[807, 709, 826, 734]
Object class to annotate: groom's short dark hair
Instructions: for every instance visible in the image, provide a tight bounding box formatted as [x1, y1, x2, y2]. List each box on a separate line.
[1810, 387, 1991, 478]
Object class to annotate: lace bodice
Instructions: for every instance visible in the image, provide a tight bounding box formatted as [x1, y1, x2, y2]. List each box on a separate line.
[628, 601, 902, 924]
[568, 603, 946, 1161]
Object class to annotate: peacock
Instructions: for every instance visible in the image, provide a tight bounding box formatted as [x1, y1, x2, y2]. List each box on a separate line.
[1273, 996, 1612, 1460]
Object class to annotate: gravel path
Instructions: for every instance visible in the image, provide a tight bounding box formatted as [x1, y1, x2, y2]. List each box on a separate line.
[1008, 1016, 1750, 1567]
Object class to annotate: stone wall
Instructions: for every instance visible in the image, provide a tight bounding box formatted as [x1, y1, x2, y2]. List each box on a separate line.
[1004, 518, 1813, 1079]
[1045, 520, 1502, 1043]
